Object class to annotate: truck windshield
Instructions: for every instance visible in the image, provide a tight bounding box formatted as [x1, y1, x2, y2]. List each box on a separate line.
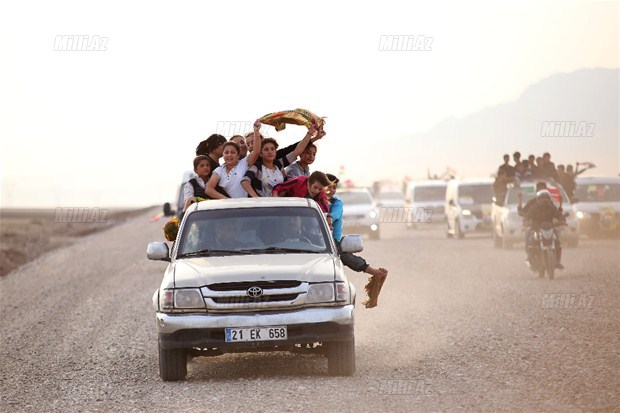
[413, 186, 446, 202]
[458, 184, 494, 205]
[338, 192, 372, 205]
[575, 183, 620, 202]
[177, 207, 332, 257]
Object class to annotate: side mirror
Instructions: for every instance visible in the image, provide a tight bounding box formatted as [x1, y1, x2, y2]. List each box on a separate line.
[147, 242, 171, 261]
[163, 202, 173, 216]
[340, 235, 363, 253]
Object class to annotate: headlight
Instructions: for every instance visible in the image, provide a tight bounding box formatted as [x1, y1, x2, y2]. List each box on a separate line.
[576, 211, 589, 219]
[461, 209, 472, 216]
[306, 283, 335, 303]
[160, 288, 206, 311]
[368, 210, 377, 219]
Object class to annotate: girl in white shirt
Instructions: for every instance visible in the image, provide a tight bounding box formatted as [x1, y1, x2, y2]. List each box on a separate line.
[206, 120, 262, 199]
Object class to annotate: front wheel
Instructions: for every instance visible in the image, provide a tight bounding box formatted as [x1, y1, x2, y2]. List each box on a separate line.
[545, 249, 556, 280]
[493, 223, 502, 248]
[327, 340, 356, 376]
[455, 219, 465, 239]
[159, 342, 187, 381]
[370, 228, 380, 240]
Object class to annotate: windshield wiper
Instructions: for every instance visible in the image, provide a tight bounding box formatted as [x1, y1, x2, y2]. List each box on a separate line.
[253, 247, 322, 254]
[178, 249, 253, 258]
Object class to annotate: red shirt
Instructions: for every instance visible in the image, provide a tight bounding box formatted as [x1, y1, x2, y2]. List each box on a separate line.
[272, 176, 330, 213]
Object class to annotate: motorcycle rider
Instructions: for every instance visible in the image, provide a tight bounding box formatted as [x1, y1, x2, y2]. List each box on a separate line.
[524, 189, 566, 270]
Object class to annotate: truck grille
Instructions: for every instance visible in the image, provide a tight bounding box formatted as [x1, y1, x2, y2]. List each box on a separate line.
[210, 294, 299, 304]
[201, 281, 309, 311]
[208, 280, 301, 291]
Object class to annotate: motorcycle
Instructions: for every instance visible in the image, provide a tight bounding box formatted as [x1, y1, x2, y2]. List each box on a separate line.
[527, 220, 565, 280]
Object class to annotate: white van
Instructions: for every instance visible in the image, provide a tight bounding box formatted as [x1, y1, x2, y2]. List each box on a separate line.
[405, 180, 447, 228]
[445, 178, 494, 238]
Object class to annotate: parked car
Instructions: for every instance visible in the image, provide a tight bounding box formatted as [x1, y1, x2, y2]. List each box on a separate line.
[491, 181, 580, 248]
[574, 176, 620, 237]
[405, 180, 447, 228]
[337, 188, 381, 240]
[147, 197, 360, 380]
[445, 178, 494, 238]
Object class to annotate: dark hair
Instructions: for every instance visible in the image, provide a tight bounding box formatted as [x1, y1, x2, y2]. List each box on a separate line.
[193, 155, 210, 170]
[304, 143, 317, 153]
[308, 171, 330, 187]
[535, 181, 547, 191]
[326, 173, 339, 184]
[230, 135, 244, 142]
[543, 152, 550, 158]
[513, 151, 521, 157]
[196, 134, 227, 156]
[521, 159, 529, 167]
[261, 138, 279, 150]
[222, 141, 240, 154]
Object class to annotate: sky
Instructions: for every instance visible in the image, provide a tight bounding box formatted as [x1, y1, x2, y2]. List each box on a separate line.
[0, 0, 618, 208]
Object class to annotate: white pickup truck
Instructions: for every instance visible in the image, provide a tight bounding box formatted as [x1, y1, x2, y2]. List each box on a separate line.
[147, 197, 361, 381]
[491, 181, 580, 249]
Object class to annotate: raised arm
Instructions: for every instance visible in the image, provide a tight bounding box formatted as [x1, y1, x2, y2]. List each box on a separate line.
[291, 122, 320, 158]
[245, 120, 262, 167]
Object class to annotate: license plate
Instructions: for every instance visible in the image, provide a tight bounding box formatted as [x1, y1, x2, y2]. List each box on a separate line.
[225, 326, 288, 342]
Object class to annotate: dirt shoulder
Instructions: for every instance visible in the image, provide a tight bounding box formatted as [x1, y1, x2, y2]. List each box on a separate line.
[0, 207, 157, 276]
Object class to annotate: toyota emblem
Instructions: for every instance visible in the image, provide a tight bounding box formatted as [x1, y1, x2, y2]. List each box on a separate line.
[247, 286, 263, 298]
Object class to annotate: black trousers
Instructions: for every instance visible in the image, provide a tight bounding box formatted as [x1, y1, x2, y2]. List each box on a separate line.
[336, 241, 369, 273]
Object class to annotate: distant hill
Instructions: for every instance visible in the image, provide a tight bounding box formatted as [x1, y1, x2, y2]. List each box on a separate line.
[391, 68, 619, 180]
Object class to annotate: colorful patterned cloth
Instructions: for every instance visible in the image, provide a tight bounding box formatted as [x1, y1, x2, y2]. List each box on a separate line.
[259, 108, 325, 131]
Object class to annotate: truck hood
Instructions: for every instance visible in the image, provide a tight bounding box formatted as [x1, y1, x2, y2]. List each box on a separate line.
[575, 201, 620, 214]
[172, 254, 336, 287]
[343, 204, 375, 216]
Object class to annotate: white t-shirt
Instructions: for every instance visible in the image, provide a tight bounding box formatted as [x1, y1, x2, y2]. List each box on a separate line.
[260, 166, 285, 197]
[213, 158, 250, 198]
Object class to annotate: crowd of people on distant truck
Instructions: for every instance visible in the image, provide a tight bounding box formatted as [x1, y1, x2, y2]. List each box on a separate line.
[493, 151, 594, 203]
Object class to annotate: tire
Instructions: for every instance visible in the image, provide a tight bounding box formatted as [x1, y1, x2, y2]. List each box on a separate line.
[546, 249, 556, 280]
[493, 223, 502, 248]
[502, 228, 512, 250]
[159, 342, 187, 381]
[446, 220, 454, 238]
[327, 339, 356, 376]
[370, 228, 380, 240]
[455, 219, 465, 239]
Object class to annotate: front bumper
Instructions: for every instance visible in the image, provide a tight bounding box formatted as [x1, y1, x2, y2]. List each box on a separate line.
[157, 305, 355, 349]
[459, 216, 492, 233]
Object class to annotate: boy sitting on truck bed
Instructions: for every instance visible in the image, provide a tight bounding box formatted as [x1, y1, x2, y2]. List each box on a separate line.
[182, 155, 211, 212]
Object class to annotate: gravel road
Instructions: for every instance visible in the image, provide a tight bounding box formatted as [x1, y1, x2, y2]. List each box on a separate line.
[1, 209, 618, 412]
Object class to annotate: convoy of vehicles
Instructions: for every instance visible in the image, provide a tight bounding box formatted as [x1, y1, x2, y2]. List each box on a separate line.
[148, 198, 361, 381]
[149, 174, 615, 381]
